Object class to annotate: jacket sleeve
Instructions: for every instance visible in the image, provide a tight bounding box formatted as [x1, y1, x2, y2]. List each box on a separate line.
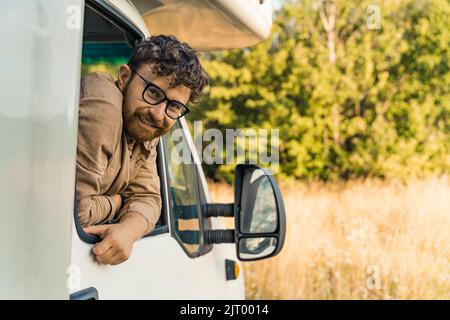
[116, 140, 162, 235]
[76, 74, 122, 226]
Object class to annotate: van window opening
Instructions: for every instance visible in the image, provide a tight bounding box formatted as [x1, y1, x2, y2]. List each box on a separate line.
[77, 3, 213, 258]
[75, 3, 169, 243]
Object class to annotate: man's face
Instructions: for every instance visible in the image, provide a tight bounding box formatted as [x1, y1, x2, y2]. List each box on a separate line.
[117, 64, 191, 142]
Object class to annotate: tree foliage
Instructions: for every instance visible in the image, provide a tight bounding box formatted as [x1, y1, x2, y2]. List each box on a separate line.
[191, 0, 450, 182]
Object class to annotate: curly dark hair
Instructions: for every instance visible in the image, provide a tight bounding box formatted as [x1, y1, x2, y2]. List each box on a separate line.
[128, 35, 209, 104]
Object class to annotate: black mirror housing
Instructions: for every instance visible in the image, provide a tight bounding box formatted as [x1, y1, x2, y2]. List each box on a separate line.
[233, 164, 286, 261]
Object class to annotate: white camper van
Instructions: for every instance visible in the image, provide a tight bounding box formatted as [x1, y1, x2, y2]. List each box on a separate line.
[0, 0, 286, 299]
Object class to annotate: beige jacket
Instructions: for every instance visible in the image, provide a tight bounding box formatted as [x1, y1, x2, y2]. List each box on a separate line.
[76, 72, 161, 234]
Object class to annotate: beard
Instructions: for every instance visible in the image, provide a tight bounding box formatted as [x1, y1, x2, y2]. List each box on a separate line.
[123, 107, 171, 142]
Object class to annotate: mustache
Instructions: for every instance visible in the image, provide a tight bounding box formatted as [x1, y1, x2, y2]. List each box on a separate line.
[136, 108, 164, 129]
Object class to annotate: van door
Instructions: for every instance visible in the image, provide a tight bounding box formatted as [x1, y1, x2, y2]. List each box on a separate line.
[69, 1, 244, 299]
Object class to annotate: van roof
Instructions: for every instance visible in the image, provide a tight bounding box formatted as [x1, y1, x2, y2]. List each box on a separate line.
[128, 0, 273, 51]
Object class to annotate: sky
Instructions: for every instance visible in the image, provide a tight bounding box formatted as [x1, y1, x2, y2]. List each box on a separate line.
[273, 0, 287, 11]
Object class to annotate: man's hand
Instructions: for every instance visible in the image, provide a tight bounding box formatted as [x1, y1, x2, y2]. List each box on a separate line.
[83, 213, 148, 265]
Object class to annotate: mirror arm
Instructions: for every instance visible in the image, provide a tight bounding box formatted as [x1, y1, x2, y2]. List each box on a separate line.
[205, 230, 235, 244]
[203, 203, 234, 218]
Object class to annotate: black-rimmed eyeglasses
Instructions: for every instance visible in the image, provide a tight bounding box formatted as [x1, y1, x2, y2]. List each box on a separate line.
[130, 67, 190, 119]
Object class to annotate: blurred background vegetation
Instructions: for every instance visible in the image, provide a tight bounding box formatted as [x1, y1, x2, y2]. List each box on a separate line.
[81, 0, 450, 299]
[199, 0, 450, 300]
[83, 0, 450, 184]
[191, 0, 449, 182]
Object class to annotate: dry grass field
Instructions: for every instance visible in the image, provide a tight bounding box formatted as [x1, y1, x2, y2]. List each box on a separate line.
[209, 176, 450, 299]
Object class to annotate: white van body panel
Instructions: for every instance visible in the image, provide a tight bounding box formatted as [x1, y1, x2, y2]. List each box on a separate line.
[70, 230, 244, 299]
[0, 0, 84, 299]
[106, 0, 150, 36]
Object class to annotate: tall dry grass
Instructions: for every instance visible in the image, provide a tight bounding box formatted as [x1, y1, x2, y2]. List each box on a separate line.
[209, 176, 450, 299]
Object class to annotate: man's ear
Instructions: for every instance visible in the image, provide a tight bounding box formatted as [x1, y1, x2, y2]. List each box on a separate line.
[117, 64, 132, 92]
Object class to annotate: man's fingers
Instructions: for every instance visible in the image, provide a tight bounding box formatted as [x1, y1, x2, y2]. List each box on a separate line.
[95, 247, 117, 264]
[92, 237, 113, 256]
[109, 254, 126, 265]
[84, 224, 110, 238]
[97, 252, 123, 266]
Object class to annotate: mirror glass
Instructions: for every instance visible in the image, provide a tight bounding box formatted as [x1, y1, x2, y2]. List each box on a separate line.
[238, 237, 277, 260]
[241, 173, 278, 234]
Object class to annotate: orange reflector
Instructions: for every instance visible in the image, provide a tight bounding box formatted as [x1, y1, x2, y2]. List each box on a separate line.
[234, 263, 240, 279]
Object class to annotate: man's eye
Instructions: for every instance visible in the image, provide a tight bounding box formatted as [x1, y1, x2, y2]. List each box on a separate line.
[146, 87, 164, 100]
[169, 102, 184, 111]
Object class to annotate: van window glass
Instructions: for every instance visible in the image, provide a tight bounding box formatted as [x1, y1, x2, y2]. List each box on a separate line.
[162, 122, 201, 254]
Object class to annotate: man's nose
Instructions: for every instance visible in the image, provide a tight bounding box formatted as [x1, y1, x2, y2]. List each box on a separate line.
[148, 101, 166, 121]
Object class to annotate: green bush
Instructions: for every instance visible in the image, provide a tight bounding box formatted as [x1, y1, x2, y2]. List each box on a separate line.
[190, 0, 450, 182]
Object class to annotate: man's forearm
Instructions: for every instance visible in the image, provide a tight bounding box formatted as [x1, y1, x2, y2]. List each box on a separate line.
[119, 212, 151, 240]
[78, 194, 122, 226]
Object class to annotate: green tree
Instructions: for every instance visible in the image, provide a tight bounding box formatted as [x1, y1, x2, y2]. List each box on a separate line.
[191, 0, 450, 182]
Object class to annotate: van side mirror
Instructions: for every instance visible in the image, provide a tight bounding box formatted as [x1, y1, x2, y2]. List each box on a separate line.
[204, 164, 286, 261]
[234, 164, 286, 261]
